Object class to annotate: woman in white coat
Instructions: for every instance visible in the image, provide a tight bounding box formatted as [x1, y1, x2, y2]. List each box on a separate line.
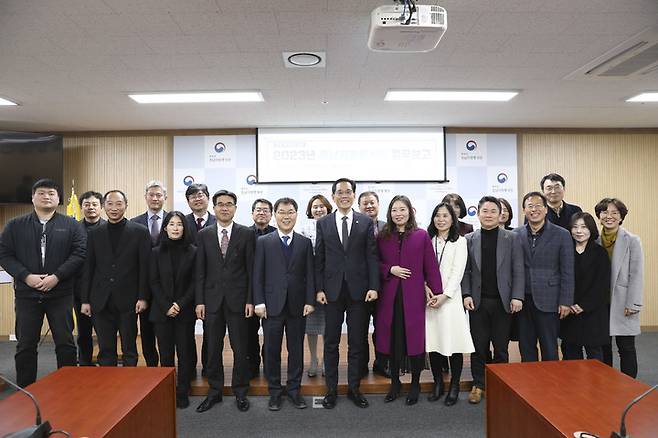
[425, 202, 475, 406]
[595, 198, 644, 378]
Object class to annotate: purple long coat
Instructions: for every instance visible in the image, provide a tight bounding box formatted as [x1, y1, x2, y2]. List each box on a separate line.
[375, 228, 443, 356]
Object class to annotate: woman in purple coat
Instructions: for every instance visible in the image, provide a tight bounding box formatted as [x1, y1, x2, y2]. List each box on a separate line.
[376, 195, 443, 405]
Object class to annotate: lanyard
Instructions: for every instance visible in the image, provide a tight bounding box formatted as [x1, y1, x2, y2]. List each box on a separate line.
[434, 236, 447, 266]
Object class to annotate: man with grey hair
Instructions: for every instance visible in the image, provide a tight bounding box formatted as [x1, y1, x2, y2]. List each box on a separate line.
[131, 179, 168, 366]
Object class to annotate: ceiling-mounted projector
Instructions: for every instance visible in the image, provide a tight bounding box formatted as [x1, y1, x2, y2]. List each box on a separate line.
[368, 3, 447, 53]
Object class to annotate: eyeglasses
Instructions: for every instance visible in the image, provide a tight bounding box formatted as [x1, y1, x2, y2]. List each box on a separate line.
[188, 192, 207, 200]
[147, 193, 164, 199]
[543, 184, 563, 193]
[525, 204, 545, 211]
[216, 202, 235, 208]
[254, 208, 271, 214]
[276, 210, 297, 217]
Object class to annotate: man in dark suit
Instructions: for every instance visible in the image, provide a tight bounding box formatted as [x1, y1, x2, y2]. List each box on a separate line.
[247, 198, 277, 377]
[253, 197, 315, 411]
[462, 196, 525, 404]
[131, 180, 167, 367]
[81, 190, 151, 367]
[0, 179, 86, 387]
[195, 190, 255, 413]
[73, 190, 106, 366]
[183, 182, 216, 375]
[357, 190, 389, 378]
[540, 173, 582, 229]
[315, 178, 379, 409]
[514, 191, 574, 362]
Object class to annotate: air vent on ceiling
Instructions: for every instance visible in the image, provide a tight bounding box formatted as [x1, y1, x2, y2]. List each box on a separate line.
[564, 26, 658, 80]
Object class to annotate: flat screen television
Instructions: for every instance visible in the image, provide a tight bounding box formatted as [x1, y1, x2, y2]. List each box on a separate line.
[0, 131, 64, 204]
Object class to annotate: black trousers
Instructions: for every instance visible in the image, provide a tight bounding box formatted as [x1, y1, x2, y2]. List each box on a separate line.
[603, 336, 637, 378]
[469, 297, 512, 389]
[324, 282, 366, 391]
[73, 295, 95, 366]
[93, 300, 138, 367]
[205, 304, 250, 398]
[361, 301, 387, 373]
[139, 308, 159, 367]
[247, 315, 263, 374]
[518, 296, 559, 362]
[14, 294, 76, 387]
[154, 317, 195, 396]
[561, 342, 604, 362]
[263, 310, 306, 397]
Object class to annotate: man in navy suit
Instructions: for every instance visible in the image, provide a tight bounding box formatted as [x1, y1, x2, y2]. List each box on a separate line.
[315, 178, 379, 409]
[514, 191, 574, 362]
[253, 197, 315, 411]
[540, 173, 582, 229]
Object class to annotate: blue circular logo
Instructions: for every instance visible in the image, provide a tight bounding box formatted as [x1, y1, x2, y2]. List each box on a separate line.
[466, 140, 477, 151]
[183, 175, 195, 186]
[246, 174, 257, 185]
[214, 142, 227, 153]
[467, 206, 477, 216]
[497, 173, 508, 184]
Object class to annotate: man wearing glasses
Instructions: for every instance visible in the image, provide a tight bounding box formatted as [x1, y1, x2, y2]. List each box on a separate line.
[540, 173, 582, 229]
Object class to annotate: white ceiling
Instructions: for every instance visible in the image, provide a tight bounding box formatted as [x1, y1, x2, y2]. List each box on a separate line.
[1, 0, 657, 131]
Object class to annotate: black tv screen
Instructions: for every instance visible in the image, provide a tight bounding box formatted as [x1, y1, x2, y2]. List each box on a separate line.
[0, 131, 64, 204]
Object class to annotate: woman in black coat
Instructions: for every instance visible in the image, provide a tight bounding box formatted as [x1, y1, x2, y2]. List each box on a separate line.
[150, 211, 197, 408]
[560, 212, 610, 361]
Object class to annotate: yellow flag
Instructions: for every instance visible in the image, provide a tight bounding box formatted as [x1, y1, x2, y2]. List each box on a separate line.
[66, 186, 81, 220]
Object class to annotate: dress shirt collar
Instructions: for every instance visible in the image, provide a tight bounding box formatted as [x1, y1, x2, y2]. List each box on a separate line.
[217, 222, 234, 240]
[277, 229, 294, 244]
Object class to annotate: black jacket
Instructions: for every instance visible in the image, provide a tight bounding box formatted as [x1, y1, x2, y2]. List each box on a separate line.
[73, 218, 106, 301]
[0, 211, 86, 299]
[149, 244, 197, 322]
[185, 212, 216, 243]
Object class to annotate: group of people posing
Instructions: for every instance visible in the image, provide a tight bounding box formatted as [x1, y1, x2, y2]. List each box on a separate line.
[0, 173, 644, 414]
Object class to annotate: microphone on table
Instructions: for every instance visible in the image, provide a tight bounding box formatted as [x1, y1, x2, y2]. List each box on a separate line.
[0, 374, 51, 438]
[610, 384, 658, 438]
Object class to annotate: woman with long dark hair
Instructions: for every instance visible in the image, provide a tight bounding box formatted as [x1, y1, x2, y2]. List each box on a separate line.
[441, 193, 473, 236]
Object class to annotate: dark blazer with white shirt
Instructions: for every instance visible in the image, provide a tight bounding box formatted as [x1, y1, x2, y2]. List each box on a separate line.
[185, 212, 216, 243]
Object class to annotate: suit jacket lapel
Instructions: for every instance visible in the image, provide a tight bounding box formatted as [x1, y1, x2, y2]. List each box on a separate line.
[530, 221, 551, 254]
[497, 230, 508, 270]
[472, 230, 482, 271]
[611, 228, 629, 286]
[327, 212, 343, 252]
[207, 224, 223, 263]
[346, 214, 360, 253]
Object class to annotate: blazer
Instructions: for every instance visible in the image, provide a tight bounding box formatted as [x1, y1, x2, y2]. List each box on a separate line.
[461, 228, 525, 312]
[131, 210, 167, 246]
[73, 218, 106, 300]
[253, 231, 315, 317]
[149, 244, 197, 323]
[314, 211, 380, 301]
[185, 212, 216, 242]
[597, 227, 644, 336]
[514, 221, 574, 312]
[82, 220, 151, 313]
[0, 211, 86, 299]
[195, 222, 255, 313]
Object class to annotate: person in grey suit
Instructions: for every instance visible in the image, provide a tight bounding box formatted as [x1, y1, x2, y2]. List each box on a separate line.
[514, 192, 574, 362]
[462, 196, 524, 404]
[595, 198, 644, 378]
[253, 197, 315, 411]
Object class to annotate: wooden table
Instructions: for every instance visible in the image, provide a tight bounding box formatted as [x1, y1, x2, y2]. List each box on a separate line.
[0, 367, 176, 438]
[486, 360, 658, 438]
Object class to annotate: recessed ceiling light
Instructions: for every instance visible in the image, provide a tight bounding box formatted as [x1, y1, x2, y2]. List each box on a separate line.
[0, 97, 18, 106]
[128, 91, 264, 104]
[283, 51, 326, 68]
[384, 90, 519, 102]
[626, 92, 658, 102]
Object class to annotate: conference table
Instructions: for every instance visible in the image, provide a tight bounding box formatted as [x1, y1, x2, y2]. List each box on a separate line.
[486, 360, 658, 438]
[0, 367, 176, 438]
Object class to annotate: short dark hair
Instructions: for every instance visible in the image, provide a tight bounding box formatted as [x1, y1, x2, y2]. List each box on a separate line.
[79, 191, 104, 206]
[305, 194, 332, 219]
[441, 193, 467, 219]
[252, 198, 273, 212]
[185, 183, 209, 200]
[381, 195, 417, 239]
[477, 196, 501, 212]
[158, 211, 192, 248]
[498, 197, 514, 228]
[569, 212, 600, 242]
[522, 191, 548, 208]
[104, 189, 127, 204]
[212, 189, 237, 206]
[332, 177, 356, 194]
[274, 197, 298, 212]
[358, 191, 379, 204]
[32, 178, 60, 196]
[594, 198, 629, 225]
[427, 202, 460, 243]
[540, 173, 566, 190]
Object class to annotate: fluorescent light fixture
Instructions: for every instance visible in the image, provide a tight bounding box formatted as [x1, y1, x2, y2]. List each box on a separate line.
[0, 97, 18, 106]
[626, 92, 658, 102]
[128, 91, 264, 104]
[385, 90, 519, 102]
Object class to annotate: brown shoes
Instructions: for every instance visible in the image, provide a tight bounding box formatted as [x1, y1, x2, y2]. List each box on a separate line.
[468, 387, 484, 404]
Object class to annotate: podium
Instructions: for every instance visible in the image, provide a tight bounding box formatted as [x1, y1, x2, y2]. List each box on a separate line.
[486, 360, 658, 438]
[0, 367, 176, 438]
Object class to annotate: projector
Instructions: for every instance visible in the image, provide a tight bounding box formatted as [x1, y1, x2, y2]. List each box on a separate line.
[368, 4, 447, 53]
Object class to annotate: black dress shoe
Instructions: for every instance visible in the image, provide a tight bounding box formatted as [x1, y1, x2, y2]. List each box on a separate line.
[287, 393, 307, 409]
[427, 381, 445, 402]
[347, 389, 369, 408]
[268, 395, 281, 411]
[384, 381, 401, 403]
[236, 396, 250, 412]
[405, 383, 420, 406]
[322, 391, 337, 409]
[444, 383, 460, 406]
[196, 395, 222, 413]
